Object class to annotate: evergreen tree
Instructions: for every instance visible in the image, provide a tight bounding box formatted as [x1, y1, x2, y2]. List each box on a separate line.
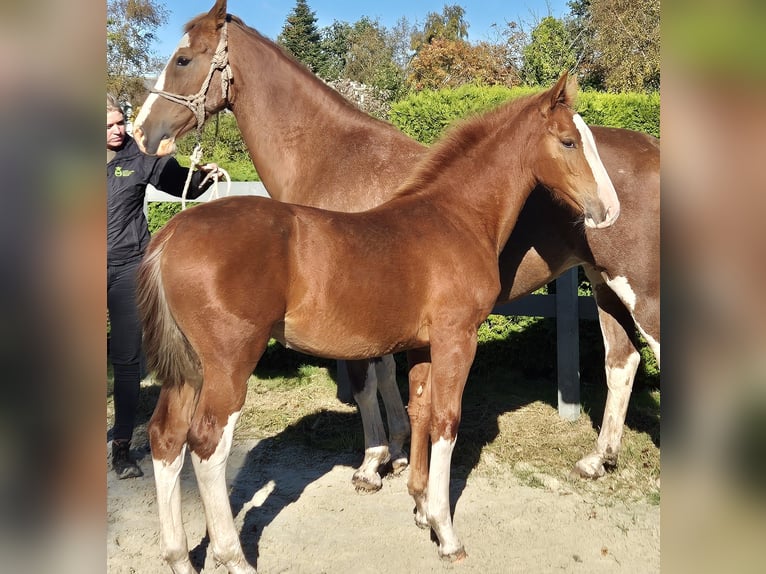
[277, 0, 327, 74]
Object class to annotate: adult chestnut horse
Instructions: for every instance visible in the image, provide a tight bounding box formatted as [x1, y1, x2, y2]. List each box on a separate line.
[134, 0, 660, 487]
[137, 74, 618, 570]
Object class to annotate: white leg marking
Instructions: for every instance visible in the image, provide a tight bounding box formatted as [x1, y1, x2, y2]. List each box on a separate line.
[153, 445, 196, 573]
[191, 411, 255, 573]
[429, 436, 464, 558]
[574, 114, 620, 227]
[604, 273, 661, 366]
[352, 363, 389, 491]
[376, 355, 410, 470]
[604, 274, 637, 313]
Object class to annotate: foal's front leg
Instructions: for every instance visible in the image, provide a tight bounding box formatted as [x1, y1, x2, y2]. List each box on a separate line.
[424, 334, 474, 561]
[405, 348, 432, 530]
[149, 383, 198, 574]
[187, 365, 255, 574]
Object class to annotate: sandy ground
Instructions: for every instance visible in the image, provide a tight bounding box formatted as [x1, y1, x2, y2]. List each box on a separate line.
[107, 437, 659, 573]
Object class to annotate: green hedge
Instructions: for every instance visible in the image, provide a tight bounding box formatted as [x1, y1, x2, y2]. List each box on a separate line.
[149, 86, 659, 232]
[389, 84, 660, 144]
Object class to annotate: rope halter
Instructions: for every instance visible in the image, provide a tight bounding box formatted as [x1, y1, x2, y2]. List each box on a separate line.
[150, 20, 233, 135]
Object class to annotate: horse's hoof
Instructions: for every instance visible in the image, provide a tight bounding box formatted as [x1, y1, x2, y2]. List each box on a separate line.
[352, 472, 383, 493]
[439, 546, 467, 563]
[571, 454, 607, 479]
[390, 456, 409, 475]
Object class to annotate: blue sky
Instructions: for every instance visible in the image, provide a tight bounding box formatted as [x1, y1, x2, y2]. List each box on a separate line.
[153, 0, 571, 60]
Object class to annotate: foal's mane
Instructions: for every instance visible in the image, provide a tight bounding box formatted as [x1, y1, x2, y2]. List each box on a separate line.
[395, 91, 543, 198]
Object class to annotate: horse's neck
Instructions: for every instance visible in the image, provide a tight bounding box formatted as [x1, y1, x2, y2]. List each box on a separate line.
[228, 26, 418, 208]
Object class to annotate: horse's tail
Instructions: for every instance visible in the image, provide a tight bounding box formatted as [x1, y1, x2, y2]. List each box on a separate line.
[136, 225, 202, 388]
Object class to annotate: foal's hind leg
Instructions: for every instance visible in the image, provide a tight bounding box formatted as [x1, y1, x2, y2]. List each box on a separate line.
[375, 354, 410, 473]
[187, 362, 256, 574]
[149, 383, 198, 574]
[574, 267, 642, 478]
[350, 359, 391, 492]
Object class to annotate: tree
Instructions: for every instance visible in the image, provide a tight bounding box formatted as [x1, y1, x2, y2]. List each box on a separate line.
[318, 20, 353, 80]
[277, 0, 327, 74]
[408, 38, 519, 90]
[345, 18, 405, 96]
[521, 17, 576, 86]
[107, 0, 168, 106]
[565, 0, 605, 90]
[588, 0, 660, 92]
[411, 4, 469, 53]
[319, 17, 410, 99]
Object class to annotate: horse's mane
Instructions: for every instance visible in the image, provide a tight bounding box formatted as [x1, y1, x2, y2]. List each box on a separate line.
[394, 92, 543, 198]
[183, 13, 366, 116]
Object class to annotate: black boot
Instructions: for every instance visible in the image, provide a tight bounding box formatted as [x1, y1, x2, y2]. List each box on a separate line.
[112, 440, 143, 479]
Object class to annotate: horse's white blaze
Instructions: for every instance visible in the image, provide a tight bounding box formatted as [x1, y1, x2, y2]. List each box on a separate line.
[429, 436, 463, 556]
[134, 33, 186, 130]
[134, 66, 167, 129]
[573, 114, 619, 227]
[190, 411, 251, 569]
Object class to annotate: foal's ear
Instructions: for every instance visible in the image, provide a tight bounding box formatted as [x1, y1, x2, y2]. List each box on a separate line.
[208, 0, 228, 26]
[544, 72, 578, 113]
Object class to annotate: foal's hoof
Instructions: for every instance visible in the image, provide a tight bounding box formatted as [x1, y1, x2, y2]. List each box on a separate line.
[352, 471, 383, 493]
[571, 453, 607, 479]
[439, 546, 467, 563]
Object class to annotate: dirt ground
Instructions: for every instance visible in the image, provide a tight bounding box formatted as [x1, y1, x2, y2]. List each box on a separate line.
[107, 437, 660, 573]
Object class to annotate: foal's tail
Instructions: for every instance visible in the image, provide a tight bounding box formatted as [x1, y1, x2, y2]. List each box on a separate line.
[136, 226, 202, 388]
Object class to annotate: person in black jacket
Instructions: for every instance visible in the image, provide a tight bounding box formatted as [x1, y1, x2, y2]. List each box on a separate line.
[107, 93, 219, 478]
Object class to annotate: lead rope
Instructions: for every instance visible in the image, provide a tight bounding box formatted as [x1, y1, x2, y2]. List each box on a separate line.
[180, 143, 232, 210]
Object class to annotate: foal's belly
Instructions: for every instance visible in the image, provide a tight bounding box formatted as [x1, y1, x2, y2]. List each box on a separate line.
[275, 315, 428, 360]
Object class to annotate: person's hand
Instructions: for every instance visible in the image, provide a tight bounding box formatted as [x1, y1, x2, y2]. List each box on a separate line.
[199, 163, 221, 186]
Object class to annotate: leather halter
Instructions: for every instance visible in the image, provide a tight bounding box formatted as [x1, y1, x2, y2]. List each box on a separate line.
[150, 20, 233, 135]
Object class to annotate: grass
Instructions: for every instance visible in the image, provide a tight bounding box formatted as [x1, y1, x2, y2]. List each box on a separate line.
[107, 317, 660, 505]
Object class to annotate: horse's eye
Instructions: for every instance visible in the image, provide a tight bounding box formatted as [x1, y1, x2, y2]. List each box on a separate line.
[176, 56, 191, 67]
[561, 138, 576, 149]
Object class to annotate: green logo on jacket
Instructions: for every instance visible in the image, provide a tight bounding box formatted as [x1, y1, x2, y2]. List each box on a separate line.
[114, 166, 135, 177]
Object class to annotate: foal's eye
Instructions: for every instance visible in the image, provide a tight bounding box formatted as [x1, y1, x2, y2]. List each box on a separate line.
[176, 56, 191, 67]
[561, 138, 576, 149]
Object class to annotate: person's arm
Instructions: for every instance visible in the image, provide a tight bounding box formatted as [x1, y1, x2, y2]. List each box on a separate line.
[152, 156, 219, 200]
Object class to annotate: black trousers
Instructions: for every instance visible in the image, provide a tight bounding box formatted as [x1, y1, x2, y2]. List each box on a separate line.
[107, 258, 143, 443]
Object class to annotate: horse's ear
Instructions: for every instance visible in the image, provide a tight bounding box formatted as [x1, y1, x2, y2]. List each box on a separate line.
[544, 71, 578, 113]
[208, 0, 227, 26]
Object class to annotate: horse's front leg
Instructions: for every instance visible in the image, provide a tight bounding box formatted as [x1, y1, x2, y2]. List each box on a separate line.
[348, 359, 391, 492]
[425, 332, 475, 562]
[375, 354, 410, 473]
[405, 347, 432, 530]
[573, 267, 642, 478]
[188, 362, 255, 574]
[149, 383, 198, 574]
